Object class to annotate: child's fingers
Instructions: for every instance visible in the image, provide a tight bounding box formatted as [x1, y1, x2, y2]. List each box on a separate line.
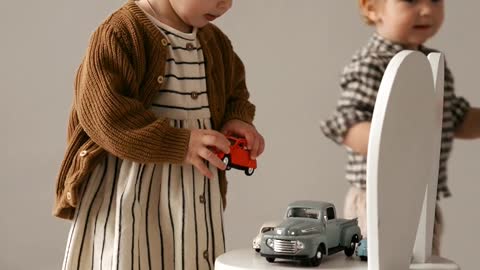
[199, 147, 227, 171]
[202, 132, 230, 154]
[221, 129, 233, 136]
[257, 134, 265, 156]
[244, 131, 255, 151]
[250, 136, 260, 159]
[250, 132, 265, 159]
[192, 156, 214, 179]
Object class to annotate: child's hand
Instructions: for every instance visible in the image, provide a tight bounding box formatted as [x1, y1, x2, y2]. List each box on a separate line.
[221, 119, 265, 159]
[185, 129, 230, 179]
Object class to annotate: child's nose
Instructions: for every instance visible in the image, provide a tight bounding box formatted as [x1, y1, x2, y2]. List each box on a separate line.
[217, 0, 232, 12]
[418, 3, 433, 16]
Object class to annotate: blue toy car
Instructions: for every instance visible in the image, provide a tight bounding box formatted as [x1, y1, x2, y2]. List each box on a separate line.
[356, 239, 368, 261]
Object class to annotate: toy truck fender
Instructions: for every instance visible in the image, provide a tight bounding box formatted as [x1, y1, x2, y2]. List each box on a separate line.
[309, 235, 329, 257]
[340, 219, 362, 246]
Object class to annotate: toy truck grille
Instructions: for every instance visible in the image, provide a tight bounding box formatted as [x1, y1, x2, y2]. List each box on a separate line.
[272, 239, 297, 254]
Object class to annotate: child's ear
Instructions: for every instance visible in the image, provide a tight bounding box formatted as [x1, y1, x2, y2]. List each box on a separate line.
[359, 0, 380, 25]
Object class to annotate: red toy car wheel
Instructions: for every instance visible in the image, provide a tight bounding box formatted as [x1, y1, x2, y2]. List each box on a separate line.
[245, 167, 255, 176]
[222, 155, 231, 170]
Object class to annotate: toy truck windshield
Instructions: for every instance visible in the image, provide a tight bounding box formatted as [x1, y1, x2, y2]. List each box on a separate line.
[286, 207, 320, 219]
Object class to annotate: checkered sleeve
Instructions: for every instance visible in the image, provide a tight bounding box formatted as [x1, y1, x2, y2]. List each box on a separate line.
[320, 56, 384, 144]
[444, 67, 471, 130]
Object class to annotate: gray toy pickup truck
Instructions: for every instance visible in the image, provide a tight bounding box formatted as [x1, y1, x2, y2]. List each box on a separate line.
[260, 200, 361, 266]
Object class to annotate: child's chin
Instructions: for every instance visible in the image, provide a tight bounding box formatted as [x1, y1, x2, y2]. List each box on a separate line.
[196, 21, 210, 28]
[414, 37, 432, 45]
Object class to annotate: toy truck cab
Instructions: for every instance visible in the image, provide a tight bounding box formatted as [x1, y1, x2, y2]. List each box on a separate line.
[260, 200, 361, 266]
[216, 136, 257, 175]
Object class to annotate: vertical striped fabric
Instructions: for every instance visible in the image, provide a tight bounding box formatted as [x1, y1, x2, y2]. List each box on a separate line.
[62, 9, 225, 270]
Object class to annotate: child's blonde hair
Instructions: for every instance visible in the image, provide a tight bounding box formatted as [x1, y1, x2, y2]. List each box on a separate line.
[358, 0, 382, 26]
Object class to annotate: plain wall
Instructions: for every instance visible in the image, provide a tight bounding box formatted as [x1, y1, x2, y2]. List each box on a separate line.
[1, 1, 479, 269]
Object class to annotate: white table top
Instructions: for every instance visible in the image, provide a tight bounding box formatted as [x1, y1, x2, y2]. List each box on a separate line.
[215, 249, 460, 270]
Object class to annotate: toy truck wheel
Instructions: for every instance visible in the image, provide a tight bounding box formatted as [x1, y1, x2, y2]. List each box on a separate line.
[245, 167, 255, 176]
[344, 234, 359, 257]
[266, 257, 275, 263]
[222, 156, 231, 170]
[360, 256, 368, 261]
[309, 244, 325, 266]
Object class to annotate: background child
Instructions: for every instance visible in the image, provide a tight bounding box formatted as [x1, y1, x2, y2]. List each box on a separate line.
[320, 0, 480, 255]
[54, 0, 264, 269]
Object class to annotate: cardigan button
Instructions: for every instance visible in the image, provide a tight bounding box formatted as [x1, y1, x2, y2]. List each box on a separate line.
[199, 194, 205, 204]
[186, 43, 194, 51]
[161, 39, 168, 47]
[79, 150, 88, 157]
[191, 91, 199, 99]
[66, 192, 72, 201]
[203, 250, 209, 259]
[157, 75, 164, 84]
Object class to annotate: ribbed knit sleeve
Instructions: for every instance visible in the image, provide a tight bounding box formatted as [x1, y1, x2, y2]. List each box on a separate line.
[217, 29, 255, 126]
[223, 52, 255, 125]
[76, 24, 190, 163]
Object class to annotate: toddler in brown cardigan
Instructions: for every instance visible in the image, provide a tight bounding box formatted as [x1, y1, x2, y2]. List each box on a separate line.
[57, 1, 264, 269]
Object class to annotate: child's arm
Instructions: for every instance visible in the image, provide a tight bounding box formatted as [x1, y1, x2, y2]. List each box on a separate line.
[344, 122, 371, 155]
[223, 51, 256, 125]
[320, 56, 382, 156]
[455, 107, 480, 139]
[212, 27, 264, 158]
[222, 51, 264, 159]
[443, 67, 480, 139]
[75, 24, 191, 164]
[206, 24, 255, 126]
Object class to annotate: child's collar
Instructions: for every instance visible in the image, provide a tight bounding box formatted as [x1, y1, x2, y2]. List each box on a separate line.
[371, 32, 427, 54]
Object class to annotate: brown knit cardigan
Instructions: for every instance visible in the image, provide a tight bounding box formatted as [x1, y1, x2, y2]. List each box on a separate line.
[53, 0, 255, 220]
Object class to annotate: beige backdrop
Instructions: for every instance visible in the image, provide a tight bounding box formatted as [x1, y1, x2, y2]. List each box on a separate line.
[1, 1, 479, 270]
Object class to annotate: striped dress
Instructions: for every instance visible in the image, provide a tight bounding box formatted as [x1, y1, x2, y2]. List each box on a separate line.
[62, 13, 225, 270]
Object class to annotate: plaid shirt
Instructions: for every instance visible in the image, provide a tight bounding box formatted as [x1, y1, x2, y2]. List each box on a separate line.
[320, 33, 470, 198]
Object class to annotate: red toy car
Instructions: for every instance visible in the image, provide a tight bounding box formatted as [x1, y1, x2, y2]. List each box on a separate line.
[215, 136, 257, 176]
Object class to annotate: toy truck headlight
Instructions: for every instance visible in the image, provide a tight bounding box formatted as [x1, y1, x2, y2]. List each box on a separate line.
[266, 238, 274, 248]
[296, 240, 305, 250]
